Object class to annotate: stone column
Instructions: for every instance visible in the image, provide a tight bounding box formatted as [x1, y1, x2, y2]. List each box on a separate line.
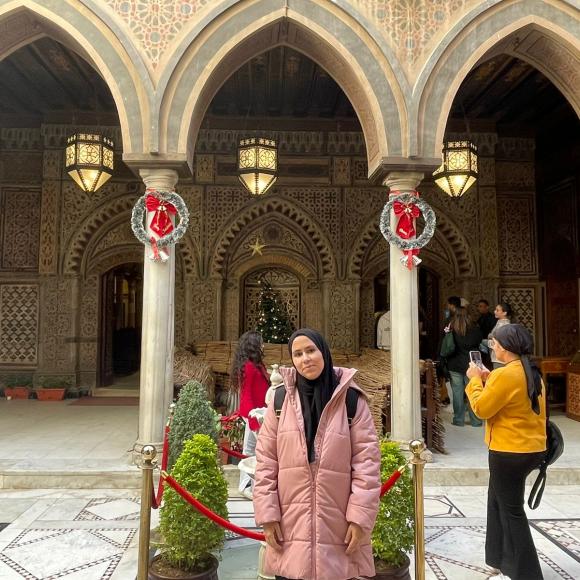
[384, 172, 424, 442]
[135, 168, 179, 454]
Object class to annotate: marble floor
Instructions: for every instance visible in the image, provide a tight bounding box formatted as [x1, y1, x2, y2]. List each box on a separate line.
[1, 486, 580, 579]
[2, 400, 580, 486]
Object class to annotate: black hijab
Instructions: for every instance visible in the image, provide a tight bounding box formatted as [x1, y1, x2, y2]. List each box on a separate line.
[288, 329, 338, 462]
[494, 324, 542, 415]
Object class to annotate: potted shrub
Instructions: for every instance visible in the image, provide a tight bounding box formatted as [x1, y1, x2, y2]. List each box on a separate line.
[3, 375, 32, 399]
[150, 434, 228, 580]
[168, 380, 220, 470]
[371, 440, 415, 580]
[37, 376, 71, 401]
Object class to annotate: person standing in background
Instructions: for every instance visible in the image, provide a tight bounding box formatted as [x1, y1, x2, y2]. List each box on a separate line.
[489, 303, 513, 369]
[477, 299, 496, 338]
[445, 307, 483, 427]
[230, 330, 270, 499]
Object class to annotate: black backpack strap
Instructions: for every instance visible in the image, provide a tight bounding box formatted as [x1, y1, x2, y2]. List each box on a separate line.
[346, 388, 359, 427]
[274, 386, 286, 418]
[528, 464, 547, 510]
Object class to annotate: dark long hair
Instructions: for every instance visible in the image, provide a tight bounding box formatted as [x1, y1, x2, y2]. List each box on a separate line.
[230, 331, 265, 392]
[497, 302, 514, 319]
[449, 307, 474, 337]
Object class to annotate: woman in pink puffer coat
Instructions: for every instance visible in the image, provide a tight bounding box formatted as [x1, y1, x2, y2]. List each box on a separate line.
[254, 329, 381, 580]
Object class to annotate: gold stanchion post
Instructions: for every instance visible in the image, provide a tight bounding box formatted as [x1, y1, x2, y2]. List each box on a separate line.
[137, 445, 157, 580]
[410, 439, 426, 580]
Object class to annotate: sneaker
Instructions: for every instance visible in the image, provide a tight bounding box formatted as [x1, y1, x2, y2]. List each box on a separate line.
[489, 574, 511, 580]
[241, 487, 253, 501]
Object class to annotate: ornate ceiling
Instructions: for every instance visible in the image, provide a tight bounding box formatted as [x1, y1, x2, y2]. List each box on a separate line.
[0, 38, 575, 132]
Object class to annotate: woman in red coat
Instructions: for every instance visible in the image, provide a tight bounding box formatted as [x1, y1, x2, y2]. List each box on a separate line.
[231, 330, 270, 498]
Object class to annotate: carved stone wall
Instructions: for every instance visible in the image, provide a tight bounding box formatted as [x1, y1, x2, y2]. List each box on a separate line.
[0, 283, 39, 365]
[498, 286, 538, 340]
[0, 188, 40, 270]
[0, 125, 545, 377]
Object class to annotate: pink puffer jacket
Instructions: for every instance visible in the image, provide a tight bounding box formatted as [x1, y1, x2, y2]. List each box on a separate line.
[254, 366, 380, 580]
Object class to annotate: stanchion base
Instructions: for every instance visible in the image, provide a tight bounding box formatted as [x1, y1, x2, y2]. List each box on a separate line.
[148, 554, 218, 580]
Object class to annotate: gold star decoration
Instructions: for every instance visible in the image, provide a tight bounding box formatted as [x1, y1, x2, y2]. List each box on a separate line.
[248, 236, 266, 256]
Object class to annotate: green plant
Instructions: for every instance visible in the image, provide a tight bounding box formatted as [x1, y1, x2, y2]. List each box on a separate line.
[168, 380, 219, 470]
[371, 440, 415, 567]
[39, 376, 72, 389]
[4, 374, 33, 388]
[159, 434, 228, 572]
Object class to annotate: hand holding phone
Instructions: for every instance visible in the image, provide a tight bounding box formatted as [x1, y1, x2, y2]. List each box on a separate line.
[469, 350, 485, 370]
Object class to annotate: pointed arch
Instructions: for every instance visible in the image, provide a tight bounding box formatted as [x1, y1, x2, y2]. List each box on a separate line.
[0, 3, 150, 153]
[347, 207, 476, 279]
[62, 195, 199, 278]
[415, 2, 580, 158]
[159, 0, 406, 176]
[211, 197, 337, 279]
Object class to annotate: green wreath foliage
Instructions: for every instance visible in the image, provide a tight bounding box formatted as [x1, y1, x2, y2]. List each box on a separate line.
[159, 434, 228, 572]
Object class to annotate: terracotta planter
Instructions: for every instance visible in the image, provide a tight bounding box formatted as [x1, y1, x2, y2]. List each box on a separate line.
[36, 388, 66, 401]
[5, 386, 31, 400]
[373, 555, 411, 580]
[219, 437, 229, 465]
[148, 554, 218, 580]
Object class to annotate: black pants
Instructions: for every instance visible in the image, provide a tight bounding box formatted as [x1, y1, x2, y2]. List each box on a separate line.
[487, 450, 546, 580]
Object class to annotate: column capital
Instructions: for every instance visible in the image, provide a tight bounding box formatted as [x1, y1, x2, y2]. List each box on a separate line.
[139, 168, 179, 191]
[382, 171, 424, 194]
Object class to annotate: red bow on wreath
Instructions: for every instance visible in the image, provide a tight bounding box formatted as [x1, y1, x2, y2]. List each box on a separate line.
[393, 200, 420, 238]
[146, 193, 176, 237]
[393, 195, 422, 270]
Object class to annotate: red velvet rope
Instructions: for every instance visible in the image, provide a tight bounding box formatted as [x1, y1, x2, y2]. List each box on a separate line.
[221, 446, 249, 459]
[380, 468, 403, 497]
[151, 425, 170, 509]
[162, 472, 266, 541]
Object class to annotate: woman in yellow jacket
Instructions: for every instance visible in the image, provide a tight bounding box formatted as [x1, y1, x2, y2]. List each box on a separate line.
[465, 324, 546, 580]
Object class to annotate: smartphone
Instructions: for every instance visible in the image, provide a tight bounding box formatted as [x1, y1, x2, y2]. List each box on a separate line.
[469, 350, 485, 369]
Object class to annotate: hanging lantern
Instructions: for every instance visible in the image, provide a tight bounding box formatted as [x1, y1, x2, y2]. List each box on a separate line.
[65, 133, 114, 193]
[433, 140, 478, 198]
[238, 137, 277, 196]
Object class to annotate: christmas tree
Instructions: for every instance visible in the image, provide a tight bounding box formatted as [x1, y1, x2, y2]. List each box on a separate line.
[255, 278, 294, 343]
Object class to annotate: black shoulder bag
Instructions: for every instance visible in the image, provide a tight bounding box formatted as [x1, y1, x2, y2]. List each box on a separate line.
[528, 397, 565, 510]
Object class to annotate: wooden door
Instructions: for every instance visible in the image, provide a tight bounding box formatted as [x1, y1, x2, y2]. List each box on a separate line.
[99, 270, 115, 386]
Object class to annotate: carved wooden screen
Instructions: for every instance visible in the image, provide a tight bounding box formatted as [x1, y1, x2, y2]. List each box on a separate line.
[243, 269, 300, 335]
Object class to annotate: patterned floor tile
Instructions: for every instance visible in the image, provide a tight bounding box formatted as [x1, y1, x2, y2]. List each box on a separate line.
[531, 519, 580, 563]
[75, 498, 140, 522]
[424, 495, 465, 518]
[0, 527, 136, 579]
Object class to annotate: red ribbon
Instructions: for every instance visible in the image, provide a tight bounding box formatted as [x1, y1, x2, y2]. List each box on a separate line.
[393, 199, 420, 239]
[403, 249, 420, 270]
[151, 424, 170, 510]
[380, 468, 403, 497]
[146, 193, 176, 237]
[163, 473, 266, 541]
[221, 446, 249, 460]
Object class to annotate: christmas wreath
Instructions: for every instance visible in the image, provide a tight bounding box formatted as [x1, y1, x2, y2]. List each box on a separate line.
[131, 189, 189, 262]
[379, 192, 436, 269]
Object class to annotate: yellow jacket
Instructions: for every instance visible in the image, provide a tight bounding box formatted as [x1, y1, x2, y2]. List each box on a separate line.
[466, 359, 546, 453]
